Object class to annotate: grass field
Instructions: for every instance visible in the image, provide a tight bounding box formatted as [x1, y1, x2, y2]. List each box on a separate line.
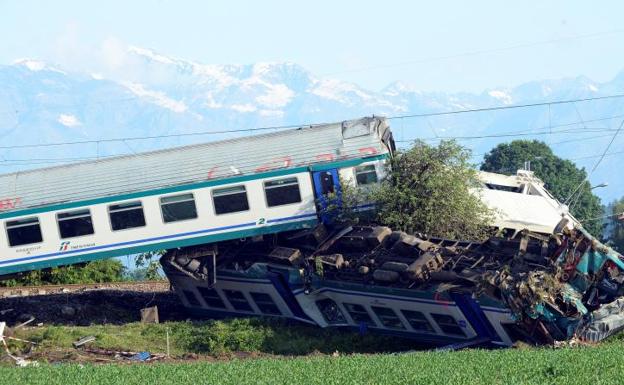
[4, 319, 624, 384]
[3, 342, 624, 385]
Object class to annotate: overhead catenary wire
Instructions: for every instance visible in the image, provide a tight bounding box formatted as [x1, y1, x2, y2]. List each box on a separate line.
[2, 93, 624, 151]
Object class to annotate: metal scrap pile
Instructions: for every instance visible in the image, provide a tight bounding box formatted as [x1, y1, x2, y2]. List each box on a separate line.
[294, 219, 624, 344]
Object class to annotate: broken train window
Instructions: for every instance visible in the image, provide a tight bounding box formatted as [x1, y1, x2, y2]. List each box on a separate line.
[371, 306, 405, 330]
[354, 165, 378, 186]
[400, 310, 435, 333]
[316, 298, 346, 324]
[5, 216, 43, 247]
[250, 292, 281, 315]
[431, 313, 466, 336]
[343, 303, 375, 326]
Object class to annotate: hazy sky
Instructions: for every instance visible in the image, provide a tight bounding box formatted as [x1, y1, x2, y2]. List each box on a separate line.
[1, 0, 624, 92]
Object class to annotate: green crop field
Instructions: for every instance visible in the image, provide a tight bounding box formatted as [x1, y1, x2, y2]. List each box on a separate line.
[3, 319, 624, 385]
[3, 343, 624, 385]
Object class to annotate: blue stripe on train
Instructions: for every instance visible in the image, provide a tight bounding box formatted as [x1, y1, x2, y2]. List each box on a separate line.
[0, 212, 318, 267]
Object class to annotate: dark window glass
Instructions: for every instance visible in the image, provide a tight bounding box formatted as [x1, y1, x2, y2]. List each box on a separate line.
[431, 313, 466, 336]
[319, 171, 335, 194]
[109, 201, 146, 231]
[371, 306, 405, 329]
[6, 217, 43, 246]
[355, 165, 378, 185]
[212, 186, 249, 214]
[316, 298, 346, 324]
[264, 178, 302, 207]
[343, 303, 375, 326]
[182, 289, 201, 307]
[401, 310, 434, 332]
[197, 287, 226, 308]
[250, 292, 281, 315]
[224, 290, 253, 312]
[160, 194, 197, 223]
[57, 209, 94, 238]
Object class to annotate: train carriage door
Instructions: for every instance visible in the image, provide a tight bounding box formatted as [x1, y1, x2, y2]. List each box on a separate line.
[312, 169, 341, 223]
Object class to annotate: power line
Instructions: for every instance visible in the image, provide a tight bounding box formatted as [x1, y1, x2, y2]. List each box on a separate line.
[387, 93, 624, 120]
[323, 29, 624, 76]
[2, 93, 624, 151]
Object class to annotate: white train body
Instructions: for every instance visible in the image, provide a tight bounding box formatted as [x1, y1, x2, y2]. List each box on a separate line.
[0, 117, 394, 276]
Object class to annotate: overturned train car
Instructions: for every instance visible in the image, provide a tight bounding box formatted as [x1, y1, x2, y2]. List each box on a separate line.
[0, 116, 622, 346]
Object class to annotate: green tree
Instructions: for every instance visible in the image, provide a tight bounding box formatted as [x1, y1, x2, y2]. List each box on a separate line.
[0, 259, 126, 286]
[370, 140, 494, 240]
[480, 140, 604, 236]
[606, 198, 624, 253]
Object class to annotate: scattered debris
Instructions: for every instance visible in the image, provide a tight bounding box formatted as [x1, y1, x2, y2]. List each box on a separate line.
[73, 336, 96, 348]
[80, 347, 165, 362]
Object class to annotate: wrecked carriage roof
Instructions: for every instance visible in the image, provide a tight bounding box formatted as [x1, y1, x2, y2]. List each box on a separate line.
[0, 116, 391, 213]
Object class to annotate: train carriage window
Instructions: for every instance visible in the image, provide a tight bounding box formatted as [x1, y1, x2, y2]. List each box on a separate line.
[354, 165, 378, 185]
[431, 313, 466, 336]
[264, 177, 302, 207]
[250, 292, 281, 315]
[316, 298, 346, 324]
[224, 290, 253, 312]
[108, 201, 146, 231]
[197, 287, 226, 308]
[57, 209, 94, 238]
[371, 306, 405, 330]
[182, 289, 201, 307]
[5, 217, 43, 247]
[343, 303, 375, 326]
[401, 310, 435, 332]
[212, 186, 250, 215]
[160, 193, 198, 223]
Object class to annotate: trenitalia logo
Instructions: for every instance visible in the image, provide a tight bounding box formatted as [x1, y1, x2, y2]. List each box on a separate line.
[59, 241, 71, 251]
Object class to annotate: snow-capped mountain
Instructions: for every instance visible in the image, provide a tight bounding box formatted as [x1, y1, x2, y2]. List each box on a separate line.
[1, 47, 623, 202]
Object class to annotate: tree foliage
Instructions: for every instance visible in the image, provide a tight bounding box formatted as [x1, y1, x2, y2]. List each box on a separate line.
[0, 259, 126, 286]
[370, 140, 494, 240]
[480, 140, 604, 236]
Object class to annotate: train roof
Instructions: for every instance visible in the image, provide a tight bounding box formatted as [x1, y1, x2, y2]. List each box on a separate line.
[0, 116, 391, 214]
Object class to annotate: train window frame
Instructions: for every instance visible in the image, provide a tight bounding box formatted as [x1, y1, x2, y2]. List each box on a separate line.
[249, 292, 282, 315]
[5, 216, 44, 247]
[159, 193, 198, 223]
[400, 309, 435, 333]
[371, 306, 406, 330]
[56, 209, 95, 239]
[354, 164, 378, 186]
[343, 303, 376, 327]
[108, 200, 146, 231]
[182, 289, 201, 307]
[263, 177, 302, 207]
[431, 313, 466, 336]
[212, 185, 250, 215]
[223, 289, 254, 312]
[196, 286, 226, 309]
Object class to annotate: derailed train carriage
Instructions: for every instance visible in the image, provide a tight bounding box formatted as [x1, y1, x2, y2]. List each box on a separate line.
[0, 116, 623, 347]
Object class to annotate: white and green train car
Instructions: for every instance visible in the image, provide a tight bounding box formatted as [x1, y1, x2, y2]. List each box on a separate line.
[0, 116, 395, 276]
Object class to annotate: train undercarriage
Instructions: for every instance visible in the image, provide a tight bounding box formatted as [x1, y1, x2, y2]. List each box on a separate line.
[161, 220, 624, 346]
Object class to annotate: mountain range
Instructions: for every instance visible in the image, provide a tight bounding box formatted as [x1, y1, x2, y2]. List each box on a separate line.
[1, 46, 623, 202]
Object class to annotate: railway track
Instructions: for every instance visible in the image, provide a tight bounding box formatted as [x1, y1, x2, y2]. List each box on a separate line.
[0, 280, 171, 298]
